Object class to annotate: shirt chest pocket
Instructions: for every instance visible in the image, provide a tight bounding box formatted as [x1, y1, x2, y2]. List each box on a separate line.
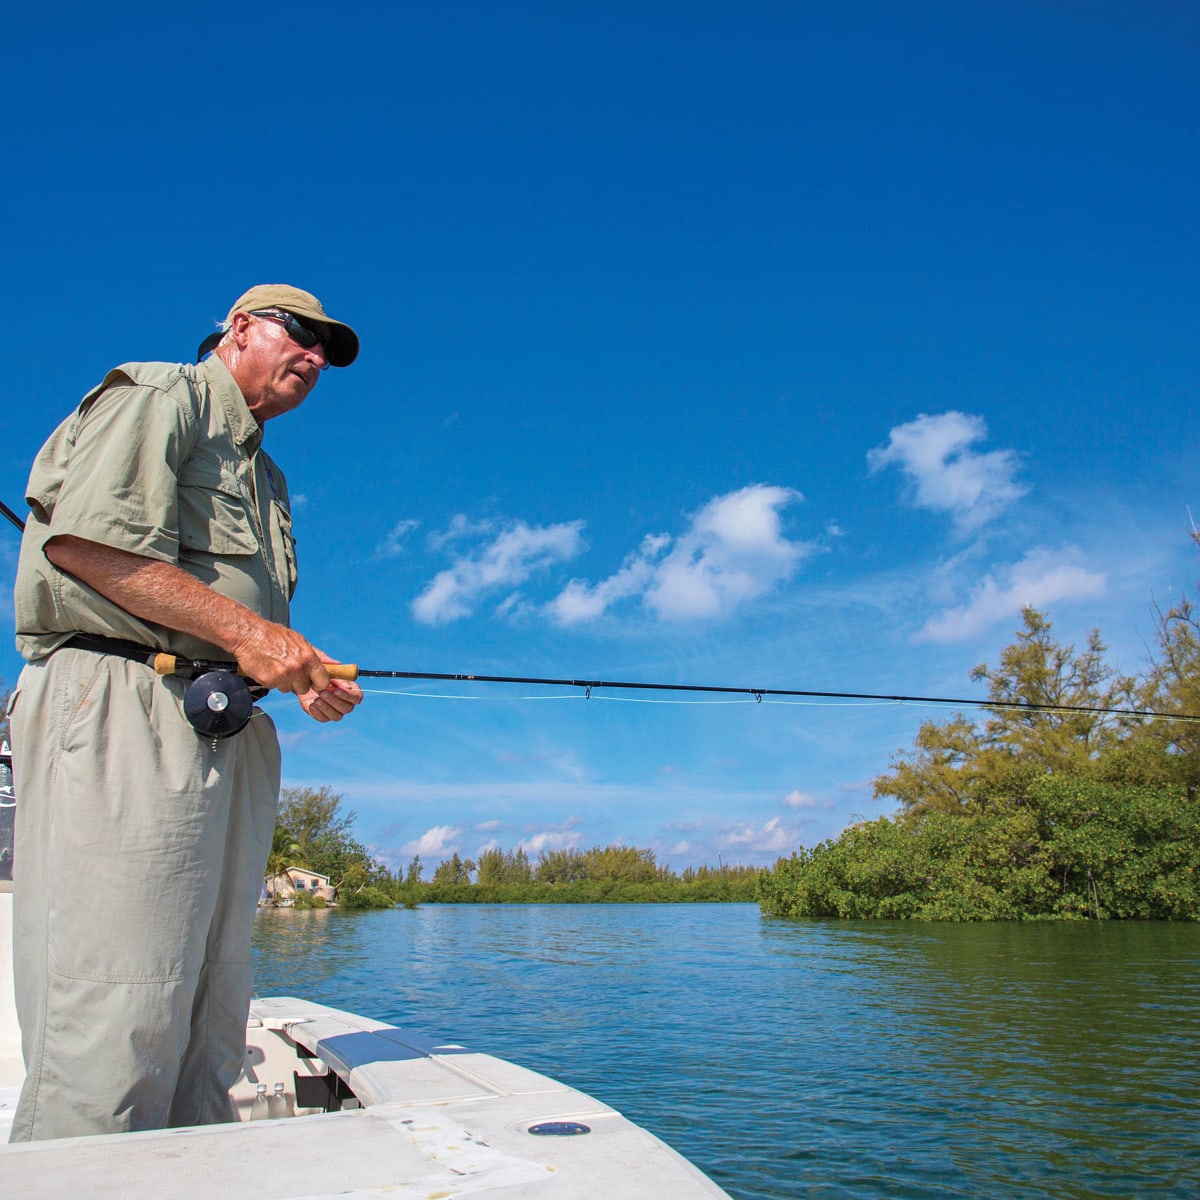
[177, 464, 260, 557]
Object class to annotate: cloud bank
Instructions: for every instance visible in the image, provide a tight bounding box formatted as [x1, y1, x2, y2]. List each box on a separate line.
[869, 411, 1027, 531]
[550, 484, 812, 624]
[413, 517, 586, 624]
[917, 546, 1107, 642]
[716, 816, 799, 854]
[401, 824, 462, 858]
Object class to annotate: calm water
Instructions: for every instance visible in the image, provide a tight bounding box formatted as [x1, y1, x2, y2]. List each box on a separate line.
[252, 904, 1200, 1199]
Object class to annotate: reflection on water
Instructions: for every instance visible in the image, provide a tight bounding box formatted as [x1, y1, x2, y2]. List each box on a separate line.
[253, 906, 1200, 1200]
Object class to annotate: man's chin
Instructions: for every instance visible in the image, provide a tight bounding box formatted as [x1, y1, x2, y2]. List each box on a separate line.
[254, 389, 309, 422]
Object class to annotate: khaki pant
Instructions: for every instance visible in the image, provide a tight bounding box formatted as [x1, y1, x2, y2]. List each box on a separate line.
[8, 648, 280, 1141]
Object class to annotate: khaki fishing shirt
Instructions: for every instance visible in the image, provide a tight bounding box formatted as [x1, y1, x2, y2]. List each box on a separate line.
[14, 355, 297, 663]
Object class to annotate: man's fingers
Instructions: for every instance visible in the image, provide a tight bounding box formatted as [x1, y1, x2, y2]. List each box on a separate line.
[299, 680, 362, 723]
[234, 627, 366, 704]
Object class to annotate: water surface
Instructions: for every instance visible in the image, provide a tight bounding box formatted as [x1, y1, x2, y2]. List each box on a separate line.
[252, 904, 1200, 1199]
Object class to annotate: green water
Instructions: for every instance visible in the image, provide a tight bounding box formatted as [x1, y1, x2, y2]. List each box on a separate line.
[252, 905, 1200, 1198]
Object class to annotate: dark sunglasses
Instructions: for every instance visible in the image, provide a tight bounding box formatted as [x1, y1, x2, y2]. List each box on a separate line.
[250, 309, 330, 360]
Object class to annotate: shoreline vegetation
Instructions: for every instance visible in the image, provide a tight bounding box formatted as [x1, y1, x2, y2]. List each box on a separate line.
[200, 541, 1200, 923]
[760, 581, 1200, 921]
[267, 794, 761, 910]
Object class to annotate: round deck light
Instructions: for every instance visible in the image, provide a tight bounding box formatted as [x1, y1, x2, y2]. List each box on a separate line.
[528, 1121, 591, 1136]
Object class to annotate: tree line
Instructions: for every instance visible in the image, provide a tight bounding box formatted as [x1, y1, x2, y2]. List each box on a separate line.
[267, 786, 759, 908]
[422, 844, 759, 902]
[760, 569, 1200, 921]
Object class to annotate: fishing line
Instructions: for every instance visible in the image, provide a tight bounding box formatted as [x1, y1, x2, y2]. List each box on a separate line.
[517, 694, 764, 705]
[516, 693, 924, 708]
[4, 499, 1195, 726]
[358, 687, 483, 701]
[334, 680, 1200, 721]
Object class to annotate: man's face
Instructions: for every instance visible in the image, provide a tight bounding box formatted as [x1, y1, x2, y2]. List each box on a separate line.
[228, 311, 329, 422]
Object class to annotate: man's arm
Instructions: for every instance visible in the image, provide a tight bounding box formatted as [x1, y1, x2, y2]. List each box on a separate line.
[45, 535, 361, 721]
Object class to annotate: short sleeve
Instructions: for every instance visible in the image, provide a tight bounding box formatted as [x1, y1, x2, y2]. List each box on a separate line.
[45, 376, 195, 563]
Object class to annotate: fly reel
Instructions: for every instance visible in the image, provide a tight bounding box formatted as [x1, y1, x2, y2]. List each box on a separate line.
[183, 670, 254, 739]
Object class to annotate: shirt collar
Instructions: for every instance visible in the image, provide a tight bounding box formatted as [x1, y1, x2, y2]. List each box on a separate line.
[199, 354, 263, 455]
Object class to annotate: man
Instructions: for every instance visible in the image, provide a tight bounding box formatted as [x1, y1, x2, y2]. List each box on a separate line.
[8, 284, 364, 1141]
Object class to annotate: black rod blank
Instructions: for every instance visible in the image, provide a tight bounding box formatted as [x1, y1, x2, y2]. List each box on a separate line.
[0, 499, 25, 534]
[351, 667, 1200, 723]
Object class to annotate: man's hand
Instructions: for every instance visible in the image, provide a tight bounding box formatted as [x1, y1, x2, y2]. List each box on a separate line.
[298, 659, 364, 723]
[229, 622, 333, 695]
[229, 630, 364, 721]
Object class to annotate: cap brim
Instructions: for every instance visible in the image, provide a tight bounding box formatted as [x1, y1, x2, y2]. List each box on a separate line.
[196, 331, 223, 362]
[318, 321, 359, 368]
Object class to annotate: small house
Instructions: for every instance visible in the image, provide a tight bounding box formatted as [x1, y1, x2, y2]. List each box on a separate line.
[265, 867, 336, 905]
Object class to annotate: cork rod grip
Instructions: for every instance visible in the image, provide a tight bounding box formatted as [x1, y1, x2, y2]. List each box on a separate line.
[153, 654, 359, 685]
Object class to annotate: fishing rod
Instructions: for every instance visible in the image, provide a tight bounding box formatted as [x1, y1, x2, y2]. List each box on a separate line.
[6, 498, 1198, 733]
[317, 664, 1200, 724]
[0, 499, 25, 535]
[142, 654, 1198, 738]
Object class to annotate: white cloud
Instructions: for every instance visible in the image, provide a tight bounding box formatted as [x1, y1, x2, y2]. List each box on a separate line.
[413, 517, 586, 624]
[401, 824, 462, 857]
[782, 789, 819, 809]
[426, 512, 492, 551]
[917, 546, 1107, 643]
[549, 485, 812, 624]
[868, 411, 1027, 531]
[716, 816, 799, 855]
[549, 533, 668, 624]
[375, 517, 420, 558]
[519, 828, 585, 856]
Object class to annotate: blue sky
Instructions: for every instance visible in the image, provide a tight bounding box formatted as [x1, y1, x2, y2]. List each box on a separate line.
[2, 3, 1197, 872]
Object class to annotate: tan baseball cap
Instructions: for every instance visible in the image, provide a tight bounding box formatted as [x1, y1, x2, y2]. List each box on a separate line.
[196, 284, 359, 367]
